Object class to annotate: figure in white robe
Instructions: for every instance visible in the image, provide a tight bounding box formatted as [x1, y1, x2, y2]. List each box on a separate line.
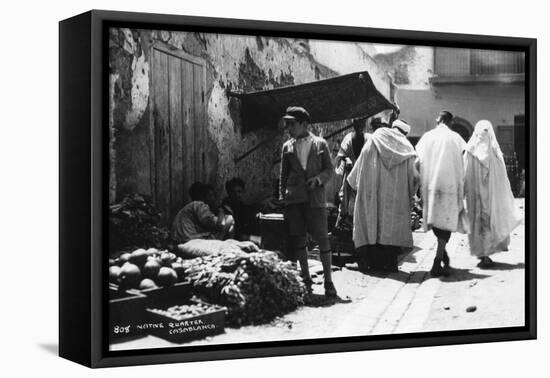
[347, 126, 418, 271]
[415, 110, 468, 276]
[464, 120, 522, 267]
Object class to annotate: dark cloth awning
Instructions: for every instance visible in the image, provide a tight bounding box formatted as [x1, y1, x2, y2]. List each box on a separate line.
[233, 71, 396, 132]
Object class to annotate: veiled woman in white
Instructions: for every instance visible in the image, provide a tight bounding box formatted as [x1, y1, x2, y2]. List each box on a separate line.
[464, 120, 522, 268]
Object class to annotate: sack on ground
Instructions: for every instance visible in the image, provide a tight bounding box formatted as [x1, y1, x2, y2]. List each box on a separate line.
[177, 239, 259, 258]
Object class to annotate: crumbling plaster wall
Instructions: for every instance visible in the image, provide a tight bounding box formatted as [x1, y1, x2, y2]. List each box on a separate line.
[308, 40, 392, 98]
[374, 45, 434, 91]
[109, 28, 392, 206]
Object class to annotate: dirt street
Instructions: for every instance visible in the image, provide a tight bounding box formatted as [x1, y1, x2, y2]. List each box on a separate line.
[111, 199, 525, 351]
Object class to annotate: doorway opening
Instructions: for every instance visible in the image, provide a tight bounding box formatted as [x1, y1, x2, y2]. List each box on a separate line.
[450, 117, 474, 142]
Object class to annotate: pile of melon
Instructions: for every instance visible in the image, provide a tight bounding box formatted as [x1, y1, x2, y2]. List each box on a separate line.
[109, 248, 186, 291]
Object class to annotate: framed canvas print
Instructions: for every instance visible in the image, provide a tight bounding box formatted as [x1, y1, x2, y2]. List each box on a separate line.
[59, 9, 536, 368]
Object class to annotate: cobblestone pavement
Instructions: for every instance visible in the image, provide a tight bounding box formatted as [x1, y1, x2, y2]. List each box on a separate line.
[111, 200, 525, 351]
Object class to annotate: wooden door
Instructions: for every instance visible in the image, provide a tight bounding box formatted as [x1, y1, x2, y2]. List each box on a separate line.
[150, 44, 207, 223]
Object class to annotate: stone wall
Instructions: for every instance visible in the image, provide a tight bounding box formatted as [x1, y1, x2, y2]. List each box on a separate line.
[374, 45, 433, 91]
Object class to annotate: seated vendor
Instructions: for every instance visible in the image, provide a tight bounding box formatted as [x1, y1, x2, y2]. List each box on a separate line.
[221, 177, 259, 241]
[172, 182, 234, 243]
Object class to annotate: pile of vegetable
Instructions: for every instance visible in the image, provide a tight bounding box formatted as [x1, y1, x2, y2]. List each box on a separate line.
[109, 193, 175, 253]
[181, 251, 307, 326]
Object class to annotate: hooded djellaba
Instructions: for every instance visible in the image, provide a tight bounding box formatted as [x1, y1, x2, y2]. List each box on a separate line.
[347, 121, 419, 272]
[464, 120, 522, 268]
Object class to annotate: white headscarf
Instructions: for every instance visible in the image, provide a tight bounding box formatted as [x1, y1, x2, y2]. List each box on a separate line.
[466, 120, 503, 168]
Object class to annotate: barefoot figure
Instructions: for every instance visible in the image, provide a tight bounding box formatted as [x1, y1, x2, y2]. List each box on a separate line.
[415, 110, 469, 277]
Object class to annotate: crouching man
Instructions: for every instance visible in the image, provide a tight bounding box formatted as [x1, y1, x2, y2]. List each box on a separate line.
[279, 106, 337, 298]
[172, 182, 235, 244]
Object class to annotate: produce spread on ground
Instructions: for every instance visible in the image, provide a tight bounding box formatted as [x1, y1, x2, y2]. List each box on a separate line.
[109, 194, 310, 344]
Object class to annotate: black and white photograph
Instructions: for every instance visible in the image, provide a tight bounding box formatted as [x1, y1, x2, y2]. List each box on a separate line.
[3, 0, 548, 374]
[106, 25, 528, 351]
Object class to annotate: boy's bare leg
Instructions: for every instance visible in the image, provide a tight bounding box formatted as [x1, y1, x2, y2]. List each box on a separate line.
[320, 250, 337, 298]
[320, 251, 333, 283]
[297, 247, 311, 283]
[292, 236, 312, 290]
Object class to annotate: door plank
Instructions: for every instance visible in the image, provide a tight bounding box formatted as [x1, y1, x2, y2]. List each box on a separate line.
[193, 63, 206, 182]
[169, 56, 184, 219]
[154, 50, 171, 223]
[182, 60, 195, 201]
[150, 49, 160, 205]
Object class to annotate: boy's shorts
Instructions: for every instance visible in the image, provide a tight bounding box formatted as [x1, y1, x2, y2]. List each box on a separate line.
[285, 203, 328, 242]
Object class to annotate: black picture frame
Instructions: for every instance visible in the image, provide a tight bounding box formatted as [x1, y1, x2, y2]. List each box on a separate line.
[59, 9, 537, 368]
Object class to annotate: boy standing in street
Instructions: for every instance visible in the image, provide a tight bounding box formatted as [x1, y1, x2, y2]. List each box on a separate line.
[279, 106, 337, 298]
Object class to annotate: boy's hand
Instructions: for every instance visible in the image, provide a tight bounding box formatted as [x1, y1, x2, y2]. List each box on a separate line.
[306, 177, 321, 190]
